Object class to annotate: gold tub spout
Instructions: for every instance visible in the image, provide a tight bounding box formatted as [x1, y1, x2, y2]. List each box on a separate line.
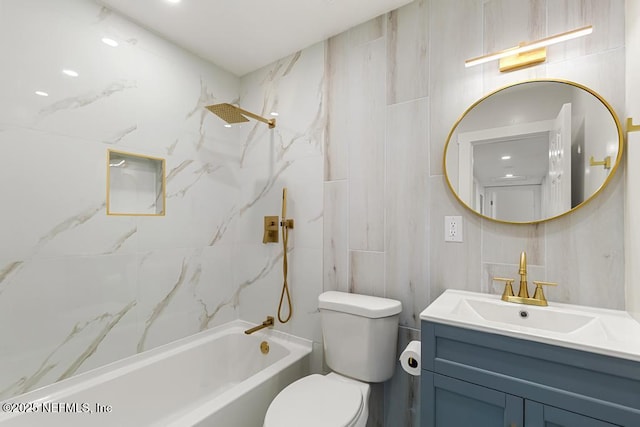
[244, 316, 274, 335]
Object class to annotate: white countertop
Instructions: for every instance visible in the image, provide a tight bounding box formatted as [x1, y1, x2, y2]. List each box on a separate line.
[420, 289, 640, 363]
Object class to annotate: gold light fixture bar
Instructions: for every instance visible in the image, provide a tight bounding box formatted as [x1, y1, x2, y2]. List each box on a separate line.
[498, 46, 547, 72]
[465, 25, 593, 72]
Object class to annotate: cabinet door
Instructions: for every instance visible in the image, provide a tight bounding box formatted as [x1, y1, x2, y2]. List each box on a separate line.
[421, 372, 523, 427]
[525, 400, 622, 427]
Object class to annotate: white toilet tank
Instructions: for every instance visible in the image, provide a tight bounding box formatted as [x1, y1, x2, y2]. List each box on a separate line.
[318, 291, 402, 383]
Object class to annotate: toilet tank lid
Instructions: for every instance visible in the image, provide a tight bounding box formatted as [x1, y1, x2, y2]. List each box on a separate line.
[318, 291, 402, 318]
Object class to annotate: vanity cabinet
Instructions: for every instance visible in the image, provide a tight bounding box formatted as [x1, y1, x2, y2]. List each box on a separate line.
[423, 371, 524, 426]
[420, 321, 640, 427]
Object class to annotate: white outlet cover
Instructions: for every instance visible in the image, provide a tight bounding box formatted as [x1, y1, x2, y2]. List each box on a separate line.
[444, 216, 463, 242]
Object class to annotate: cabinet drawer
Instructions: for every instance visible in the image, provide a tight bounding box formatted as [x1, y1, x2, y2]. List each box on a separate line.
[525, 400, 622, 427]
[422, 321, 640, 426]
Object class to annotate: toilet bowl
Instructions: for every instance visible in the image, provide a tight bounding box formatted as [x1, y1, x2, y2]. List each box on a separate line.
[263, 372, 370, 427]
[263, 291, 401, 427]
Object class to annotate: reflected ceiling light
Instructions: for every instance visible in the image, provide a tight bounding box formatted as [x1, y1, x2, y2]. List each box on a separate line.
[166, 0, 181, 3]
[62, 69, 79, 77]
[224, 124, 232, 128]
[35, 91, 49, 97]
[101, 37, 118, 47]
[270, 112, 279, 117]
[505, 173, 514, 178]
[465, 25, 593, 72]
[501, 155, 511, 160]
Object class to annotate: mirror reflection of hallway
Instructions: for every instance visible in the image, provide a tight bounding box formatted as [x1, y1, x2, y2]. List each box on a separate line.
[444, 80, 622, 223]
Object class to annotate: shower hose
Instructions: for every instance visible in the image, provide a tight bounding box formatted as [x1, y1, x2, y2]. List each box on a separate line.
[277, 187, 292, 323]
[278, 217, 292, 323]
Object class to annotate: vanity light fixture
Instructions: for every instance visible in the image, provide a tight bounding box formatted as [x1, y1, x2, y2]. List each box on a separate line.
[505, 173, 514, 178]
[465, 25, 593, 72]
[501, 155, 511, 160]
[35, 91, 49, 97]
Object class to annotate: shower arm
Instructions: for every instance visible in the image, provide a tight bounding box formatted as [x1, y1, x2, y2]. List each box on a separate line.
[236, 107, 276, 129]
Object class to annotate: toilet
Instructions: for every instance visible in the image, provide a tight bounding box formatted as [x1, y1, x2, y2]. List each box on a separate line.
[264, 291, 402, 427]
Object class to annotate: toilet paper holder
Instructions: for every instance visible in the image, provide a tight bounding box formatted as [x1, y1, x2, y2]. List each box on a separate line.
[407, 357, 418, 369]
[400, 340, 421, 376]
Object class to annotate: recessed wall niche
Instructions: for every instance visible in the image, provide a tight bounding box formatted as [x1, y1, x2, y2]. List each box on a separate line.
[107, 150, 166, 216]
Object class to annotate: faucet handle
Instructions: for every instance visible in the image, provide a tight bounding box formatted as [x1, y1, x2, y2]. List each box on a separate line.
[532, 280, 558, 305]
[493, 277, 515, 301]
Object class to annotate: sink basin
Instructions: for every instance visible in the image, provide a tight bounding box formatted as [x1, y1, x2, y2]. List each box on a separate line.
[453, 298, 596, 334]
[421, 290, 640, 362]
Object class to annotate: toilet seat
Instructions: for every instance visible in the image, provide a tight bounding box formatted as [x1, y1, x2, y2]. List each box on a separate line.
[263, 374, 364, 427]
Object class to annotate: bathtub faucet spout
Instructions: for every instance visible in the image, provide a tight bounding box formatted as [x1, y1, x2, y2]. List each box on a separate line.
[244, 316, 274, 334]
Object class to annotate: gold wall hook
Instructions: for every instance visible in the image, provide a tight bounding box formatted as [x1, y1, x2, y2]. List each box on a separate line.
[589, 155, 611, 169]
[627, 117, 640, 133]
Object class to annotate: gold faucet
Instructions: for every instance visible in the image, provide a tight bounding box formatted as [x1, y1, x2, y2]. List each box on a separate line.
[244, 316, 274, 334]
[518, 251, 529, 298]
[492, 251, 558, 307]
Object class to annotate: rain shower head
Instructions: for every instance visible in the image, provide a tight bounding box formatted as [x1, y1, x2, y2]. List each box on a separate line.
[205, 103, 276, 128]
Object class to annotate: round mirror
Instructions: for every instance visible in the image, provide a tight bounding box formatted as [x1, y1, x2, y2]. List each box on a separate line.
[443, 79, 623, 224]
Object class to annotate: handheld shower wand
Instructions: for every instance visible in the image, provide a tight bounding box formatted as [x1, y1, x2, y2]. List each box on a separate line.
[278, 188, 293, 323]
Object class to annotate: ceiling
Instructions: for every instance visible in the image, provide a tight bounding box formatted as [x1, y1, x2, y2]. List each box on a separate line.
[98, 0, 414, 76]
[474, 134, 550, 187]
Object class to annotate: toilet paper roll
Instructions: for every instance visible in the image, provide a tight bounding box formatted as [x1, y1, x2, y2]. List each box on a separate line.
[399, 340, 421, 376]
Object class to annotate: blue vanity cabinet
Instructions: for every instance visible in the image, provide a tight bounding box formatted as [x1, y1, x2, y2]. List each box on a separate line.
[524, 401, 619, 427]
[422, 371, 523, 427]
[420, 321, 640, 427]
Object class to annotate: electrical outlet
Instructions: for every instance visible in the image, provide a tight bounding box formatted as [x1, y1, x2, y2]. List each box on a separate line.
[444, 216, 463, 242]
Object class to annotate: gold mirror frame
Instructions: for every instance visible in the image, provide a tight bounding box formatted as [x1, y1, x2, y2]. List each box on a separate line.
[443, 79, 624, 224]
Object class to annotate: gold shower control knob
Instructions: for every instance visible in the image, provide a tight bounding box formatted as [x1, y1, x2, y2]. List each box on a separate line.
[263, 216, 279, 243]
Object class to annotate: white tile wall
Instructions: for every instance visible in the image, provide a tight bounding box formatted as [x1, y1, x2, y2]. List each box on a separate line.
[0, 0, 327, 397]
[350, 250, 385, 297]
[322, 1, 627, 425]
[236, 43, 326, 372]
[0, 0, 241, 398]
[348, 39, 386, 252]
[385, 99, 430, 326]
[626, 0, 640, 322]
[0, 3, 634, 427]
[323, 181, 349, 292]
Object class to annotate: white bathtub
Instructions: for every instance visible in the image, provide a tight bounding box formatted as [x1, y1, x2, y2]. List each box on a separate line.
[0, 320, 312, 426]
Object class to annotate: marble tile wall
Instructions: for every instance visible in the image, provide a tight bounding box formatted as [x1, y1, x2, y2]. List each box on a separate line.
[323, 0, 626, 425]
[0, 2, 633, 427]
[0, 0, 244, 398]
[235, 42, 326, 370]
[626, 0, 640, 322]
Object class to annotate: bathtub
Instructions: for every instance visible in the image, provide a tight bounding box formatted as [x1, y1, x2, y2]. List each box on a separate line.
[0, 320, 312, 426]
